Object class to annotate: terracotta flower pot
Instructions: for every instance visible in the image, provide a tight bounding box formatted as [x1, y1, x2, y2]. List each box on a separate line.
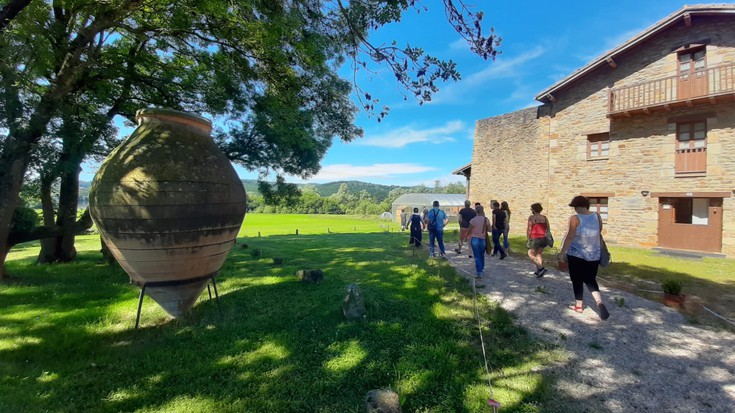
[663, 293, 686, 309]
[89, 108, 247, 317]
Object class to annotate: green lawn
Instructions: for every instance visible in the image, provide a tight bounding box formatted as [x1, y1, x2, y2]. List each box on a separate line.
[1, 215, 562, 413]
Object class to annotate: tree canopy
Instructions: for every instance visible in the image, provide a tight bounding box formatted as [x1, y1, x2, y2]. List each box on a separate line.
[0, 0, 500, 276]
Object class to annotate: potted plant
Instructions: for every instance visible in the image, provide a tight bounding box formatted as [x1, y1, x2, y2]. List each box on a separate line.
[662, 279, 686, 308]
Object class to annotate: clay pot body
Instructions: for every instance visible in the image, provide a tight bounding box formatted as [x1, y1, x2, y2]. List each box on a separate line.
[89, 109, 247, 317]
[663, 293, 686, 309]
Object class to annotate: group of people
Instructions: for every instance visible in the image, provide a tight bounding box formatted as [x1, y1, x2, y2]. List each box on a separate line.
[406, 195, 609, 321]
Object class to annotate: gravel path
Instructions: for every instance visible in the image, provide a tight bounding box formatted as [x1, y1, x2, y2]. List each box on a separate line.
[444, 248, 735, 413]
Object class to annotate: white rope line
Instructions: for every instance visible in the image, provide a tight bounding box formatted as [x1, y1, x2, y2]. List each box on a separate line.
[451, 258, 499, 409]
[597, 277, 735, 326]
[701, 305, 735, 327]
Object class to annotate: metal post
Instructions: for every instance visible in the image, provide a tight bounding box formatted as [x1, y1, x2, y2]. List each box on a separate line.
[207, 284, 212, 300]
[135, 284, 147, 333]
[211, 276, 222, 317]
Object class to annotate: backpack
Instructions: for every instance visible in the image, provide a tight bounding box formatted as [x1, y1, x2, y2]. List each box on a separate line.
[428, 209, 441, 232]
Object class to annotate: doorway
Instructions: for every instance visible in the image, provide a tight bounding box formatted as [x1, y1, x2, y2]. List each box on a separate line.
[657, 197, 722, 252]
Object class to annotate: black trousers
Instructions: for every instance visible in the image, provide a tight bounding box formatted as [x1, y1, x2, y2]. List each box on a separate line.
[567, 254, 601, 301]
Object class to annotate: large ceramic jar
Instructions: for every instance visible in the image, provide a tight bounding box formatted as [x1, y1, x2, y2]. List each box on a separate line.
[89, 108, 247, 317]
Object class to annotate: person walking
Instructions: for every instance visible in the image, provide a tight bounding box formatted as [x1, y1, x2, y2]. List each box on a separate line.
[558, 195, 610, 320]
[468, 205, 491, 278]
[424, 200, 448, 258]
[400, 209, 408, 231]
[408, 207, 424, 247]
[491, 201, 507, 259]
[455, 200, 477, 255]
[501, 201, 511, 252]
[527, 202, 550, 277]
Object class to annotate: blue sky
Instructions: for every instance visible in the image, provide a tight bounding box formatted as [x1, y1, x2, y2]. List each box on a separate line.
[81, 1, 704, 186]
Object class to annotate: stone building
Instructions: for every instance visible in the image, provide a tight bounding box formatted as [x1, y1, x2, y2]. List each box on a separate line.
[458, 5, 735, 257]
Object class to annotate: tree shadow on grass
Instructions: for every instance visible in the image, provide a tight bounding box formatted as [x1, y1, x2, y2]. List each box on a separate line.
[1, 232, 559, 413]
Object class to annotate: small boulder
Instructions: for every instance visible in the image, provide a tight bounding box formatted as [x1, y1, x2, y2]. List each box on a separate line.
[295, 269, 324, 283]
[365, 389, 402, 413]
[343, 283, 366, 321]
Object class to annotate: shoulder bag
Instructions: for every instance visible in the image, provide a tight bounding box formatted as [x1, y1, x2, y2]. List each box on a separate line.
[598, 213, 611, 267]
[484, 217, 492, 255]
[544, 217, 554, 248]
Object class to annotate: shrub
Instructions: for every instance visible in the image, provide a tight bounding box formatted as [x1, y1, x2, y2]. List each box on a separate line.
[10, 206, 39, 233]
[662, 279, 683, 295]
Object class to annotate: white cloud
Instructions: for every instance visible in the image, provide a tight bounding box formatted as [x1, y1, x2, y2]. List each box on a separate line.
[358, 120, 466, 148]
[429, 46, 546, 104]
[289, 163, 438, 183]
[448, 37, 469, 52]
[463, 46, 546, 86]
[415, 173, 468, 187]
[576, 26, 646, 63]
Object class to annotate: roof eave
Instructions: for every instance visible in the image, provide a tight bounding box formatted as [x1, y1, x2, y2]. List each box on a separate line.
[534, 5, 735, 103]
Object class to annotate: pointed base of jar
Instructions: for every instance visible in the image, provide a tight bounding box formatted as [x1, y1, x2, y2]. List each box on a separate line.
[144, 279, 212, 318]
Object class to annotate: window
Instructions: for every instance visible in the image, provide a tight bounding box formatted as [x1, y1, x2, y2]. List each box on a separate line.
[588, 197, 608, 223]
[587, 133, 610, 159]
[675, 120, 707, 174]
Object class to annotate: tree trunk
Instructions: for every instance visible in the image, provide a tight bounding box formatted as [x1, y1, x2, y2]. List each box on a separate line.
[37, 172, 58, 264]
[0, 148, 30, 280]
[8, 209, 92, 246]
[0, 0, 32, 33]
[54, 155, 81, 262]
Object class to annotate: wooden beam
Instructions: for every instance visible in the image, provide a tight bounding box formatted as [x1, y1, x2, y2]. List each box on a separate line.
[686, 100, 693, 107]
[624, 111, 631, 118]
[650, 191, 731, 198]
[684, 12, 692, 28]
[663, 104, 671, 112]
[606, 57, 617, 69]
[709, 96, 717, 105]
[546, 93, 556, 102]
[642, 107, 651, 114]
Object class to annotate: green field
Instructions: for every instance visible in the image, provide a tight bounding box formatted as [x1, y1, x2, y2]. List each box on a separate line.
[1, 214, 561, 413]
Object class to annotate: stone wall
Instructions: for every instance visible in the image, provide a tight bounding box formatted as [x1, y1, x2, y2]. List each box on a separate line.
[470, 14, 735, 256]
[469, 106, 550, 236]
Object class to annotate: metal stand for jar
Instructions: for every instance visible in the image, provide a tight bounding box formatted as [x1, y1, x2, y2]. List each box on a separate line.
[134, 274, 222, 333]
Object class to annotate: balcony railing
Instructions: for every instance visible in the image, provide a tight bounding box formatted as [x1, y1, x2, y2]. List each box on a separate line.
[608, 62, 735, 116]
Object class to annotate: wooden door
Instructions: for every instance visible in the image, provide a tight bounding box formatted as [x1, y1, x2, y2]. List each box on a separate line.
[677, 49, 708, 100]
[657, 197, 722, 253]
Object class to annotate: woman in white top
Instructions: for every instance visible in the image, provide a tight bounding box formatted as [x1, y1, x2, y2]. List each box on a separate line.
[468, 205, 491, 278]
[558, 196, 609, 320]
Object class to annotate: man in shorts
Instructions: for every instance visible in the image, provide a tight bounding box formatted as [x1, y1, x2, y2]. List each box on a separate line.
[455, 200, 476, 255]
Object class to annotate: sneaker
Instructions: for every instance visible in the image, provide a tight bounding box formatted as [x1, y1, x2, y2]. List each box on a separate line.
[475, 273, 483, 278]
[454, 248, 461, 254]
[499, 253, 507, 260]
[597, 303, 610, 320]
[535, 267, 547, 278]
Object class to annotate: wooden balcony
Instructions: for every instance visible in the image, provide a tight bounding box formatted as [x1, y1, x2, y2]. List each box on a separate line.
[608, 62, 735, 118]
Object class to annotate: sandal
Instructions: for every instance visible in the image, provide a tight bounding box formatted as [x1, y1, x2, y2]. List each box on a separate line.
[569, 305, 584, 313]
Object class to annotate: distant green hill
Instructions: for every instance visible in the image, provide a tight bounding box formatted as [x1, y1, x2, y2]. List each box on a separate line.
[240, 179, 407, 201]
[78, 179, 462, 205]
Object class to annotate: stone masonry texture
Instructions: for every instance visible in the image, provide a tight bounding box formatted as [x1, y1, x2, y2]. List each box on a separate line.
[469, 14, 735, 256]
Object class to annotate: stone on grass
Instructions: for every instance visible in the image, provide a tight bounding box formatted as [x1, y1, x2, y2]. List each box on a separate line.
[365, 389, 402, 413]
[295, 269, 324, 283]
[343, 283, 366, 321]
